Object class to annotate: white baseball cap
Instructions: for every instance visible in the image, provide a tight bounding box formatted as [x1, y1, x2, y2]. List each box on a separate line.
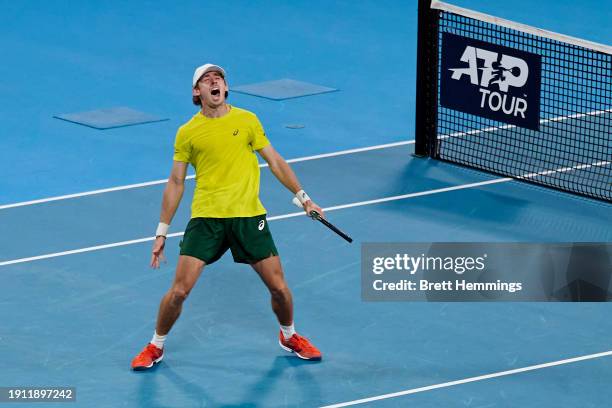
[192, 63, 226, 88]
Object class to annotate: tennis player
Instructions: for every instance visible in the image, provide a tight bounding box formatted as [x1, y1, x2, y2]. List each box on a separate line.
[131, 63, 323, 370]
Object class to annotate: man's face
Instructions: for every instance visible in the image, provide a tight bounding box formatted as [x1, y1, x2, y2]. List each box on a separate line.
[193, 70, 228, 107]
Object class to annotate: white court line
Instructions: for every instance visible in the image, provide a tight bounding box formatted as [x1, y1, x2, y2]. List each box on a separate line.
[2, 107, 610, 211]
[439, 108, 612, 140]
[320, 349, 612, 408]
[0, 159, 609, 266]
[0, 177, 511, 267]
[0, 140, 413, 210]
[0, 109, 612, 210]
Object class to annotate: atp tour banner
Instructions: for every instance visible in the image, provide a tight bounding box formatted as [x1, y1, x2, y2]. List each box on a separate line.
[361, 243, 612, 301]
[440, 33, 542, 130]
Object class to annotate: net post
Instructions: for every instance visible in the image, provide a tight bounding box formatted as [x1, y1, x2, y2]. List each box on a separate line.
[414, 0, 440, 158]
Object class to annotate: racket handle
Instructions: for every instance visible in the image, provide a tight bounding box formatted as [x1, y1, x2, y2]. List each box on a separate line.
[294, 198, 318, 220]
[291, 199, 353, 243]
[310, 211, 353, 243]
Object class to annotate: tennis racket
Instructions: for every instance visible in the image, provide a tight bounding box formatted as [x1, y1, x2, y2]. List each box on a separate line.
[292, 198, 353, 243]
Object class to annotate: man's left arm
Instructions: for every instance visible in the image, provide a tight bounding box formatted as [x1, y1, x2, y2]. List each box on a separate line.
[257, 145, 325, 218]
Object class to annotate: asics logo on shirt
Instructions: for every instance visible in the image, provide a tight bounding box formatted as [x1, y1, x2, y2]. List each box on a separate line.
[233, 129, 239, 136]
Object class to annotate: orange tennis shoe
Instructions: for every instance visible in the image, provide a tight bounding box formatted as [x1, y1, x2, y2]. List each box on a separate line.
[131, 343, 164, 371]
[279, 331, 322, 360]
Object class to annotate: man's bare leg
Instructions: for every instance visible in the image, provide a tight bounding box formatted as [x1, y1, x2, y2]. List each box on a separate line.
[251, 255, 293, 325]
[131, 255, 206, 370]
[156, 255, 206, 335]
[251, 255, 322, 360]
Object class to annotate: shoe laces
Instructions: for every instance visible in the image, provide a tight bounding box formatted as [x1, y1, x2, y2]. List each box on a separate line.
[292, 334, 317, 352]
[144, 343, 162, 356]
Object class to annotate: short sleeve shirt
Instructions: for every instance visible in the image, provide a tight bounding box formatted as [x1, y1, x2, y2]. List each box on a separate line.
[173, 106, 270, 218]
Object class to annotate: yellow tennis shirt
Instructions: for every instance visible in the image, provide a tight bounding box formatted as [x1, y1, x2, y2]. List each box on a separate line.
[173, 106, 270, 218]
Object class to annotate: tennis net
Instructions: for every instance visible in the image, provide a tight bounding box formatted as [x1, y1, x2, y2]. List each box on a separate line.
[414, 0, 611, 202]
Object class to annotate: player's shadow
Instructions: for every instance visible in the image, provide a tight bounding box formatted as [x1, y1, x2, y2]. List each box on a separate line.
[134, 355, 321, 407]
[134, 360, 217, 408]
[227, 355, 322, 407]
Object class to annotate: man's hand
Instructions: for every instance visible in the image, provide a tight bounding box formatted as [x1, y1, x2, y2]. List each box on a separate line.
[150, 236, 167, 268]
[304, 200, 325, 219]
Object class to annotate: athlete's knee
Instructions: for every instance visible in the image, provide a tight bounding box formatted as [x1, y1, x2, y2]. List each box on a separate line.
[169, 286, 191, 305]
[270, 285, 291, 303]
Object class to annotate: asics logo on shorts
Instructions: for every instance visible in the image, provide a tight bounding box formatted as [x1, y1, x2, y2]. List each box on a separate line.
[258, 220, 265, 231]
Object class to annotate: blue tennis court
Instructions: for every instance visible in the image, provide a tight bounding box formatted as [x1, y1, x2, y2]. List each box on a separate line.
[1, 1, 611, 407]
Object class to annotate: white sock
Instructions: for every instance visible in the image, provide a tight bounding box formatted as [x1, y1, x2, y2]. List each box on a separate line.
[150, 331, 167, 349]
[280, 323, 296, 340]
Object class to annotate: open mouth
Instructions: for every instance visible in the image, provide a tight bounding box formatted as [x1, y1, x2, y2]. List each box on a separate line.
[211, 87, 221, 96]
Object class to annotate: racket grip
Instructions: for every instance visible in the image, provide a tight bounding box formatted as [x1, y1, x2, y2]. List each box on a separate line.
[293, 198, 320, 221]
[293, 198, 318, 220]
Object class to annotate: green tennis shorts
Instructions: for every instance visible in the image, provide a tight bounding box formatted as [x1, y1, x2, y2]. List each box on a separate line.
[179, 214, 279, 265]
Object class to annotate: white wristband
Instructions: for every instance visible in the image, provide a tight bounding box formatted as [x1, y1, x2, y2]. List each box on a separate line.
[156, 222, 169, 237]
[295, 190, 311, 205]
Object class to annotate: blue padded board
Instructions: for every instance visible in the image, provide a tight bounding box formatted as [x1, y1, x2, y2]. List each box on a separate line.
[231, 78, 338, 100]
[53, 107, 168, 130]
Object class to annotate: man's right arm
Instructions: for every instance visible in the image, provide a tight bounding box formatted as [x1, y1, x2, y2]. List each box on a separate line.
[150, 160, 188, 268]
[159, 160, 188, 224]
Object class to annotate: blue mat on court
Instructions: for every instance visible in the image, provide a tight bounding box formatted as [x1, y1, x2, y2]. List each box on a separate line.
[231, 78, 338, 100]
[53, 107, 169, 130]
